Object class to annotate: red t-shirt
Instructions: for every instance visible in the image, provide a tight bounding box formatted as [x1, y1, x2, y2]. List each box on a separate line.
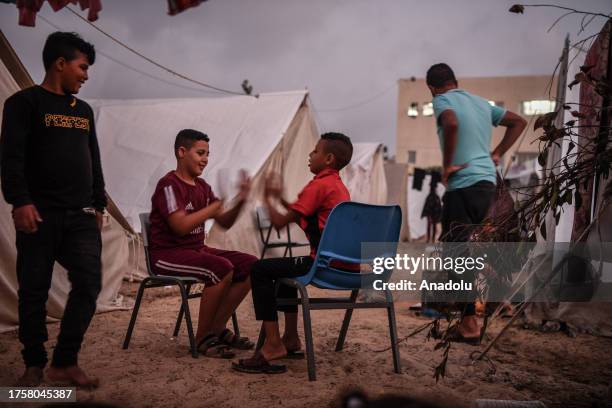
[289, 168, 350, 257]
[149, 171, 218, 250]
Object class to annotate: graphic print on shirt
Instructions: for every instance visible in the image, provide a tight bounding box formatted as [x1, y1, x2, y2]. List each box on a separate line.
[44, 113, 90, 130]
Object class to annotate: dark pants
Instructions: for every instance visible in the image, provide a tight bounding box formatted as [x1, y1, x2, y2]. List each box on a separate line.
[251, 256, 313, 321]
[441, 181, 495, 316]
[16, 208, 102, 368]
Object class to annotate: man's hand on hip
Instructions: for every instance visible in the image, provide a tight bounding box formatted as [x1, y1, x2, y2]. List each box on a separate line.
[442, 164, 468, 186]
[12, 204, 43, 233]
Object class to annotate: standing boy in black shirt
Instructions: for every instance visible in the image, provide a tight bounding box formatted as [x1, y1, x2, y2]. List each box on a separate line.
[1, 32, 105, 388]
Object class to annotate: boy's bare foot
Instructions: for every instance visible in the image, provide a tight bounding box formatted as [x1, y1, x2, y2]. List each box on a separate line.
[457, 315, 481, 339]
[259, 342, 288, 362]
[16, 367, 43, 387]
[47, 365, 99, 389]
[281, 335, 302, 353]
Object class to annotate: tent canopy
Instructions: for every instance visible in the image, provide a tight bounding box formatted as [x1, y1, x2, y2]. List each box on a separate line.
[90, 91, 310, 232]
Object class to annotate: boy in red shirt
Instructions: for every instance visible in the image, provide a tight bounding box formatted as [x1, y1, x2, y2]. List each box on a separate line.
[233, 132, 353, 374]
[149, 129, 256, 358]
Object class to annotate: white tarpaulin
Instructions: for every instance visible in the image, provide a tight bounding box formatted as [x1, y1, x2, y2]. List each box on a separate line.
[522, 33, 612, 336]
[342, 143, 388, 205]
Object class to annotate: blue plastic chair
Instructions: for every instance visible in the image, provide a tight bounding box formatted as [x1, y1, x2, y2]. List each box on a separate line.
[258, 202, 402, 380]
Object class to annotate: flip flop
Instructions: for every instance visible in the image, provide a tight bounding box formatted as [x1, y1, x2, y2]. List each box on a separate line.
[232, 352, 287, 374]
[285, 350, 305, 360]
[198, 334, 236, 359]
[218, 328, 255, 350]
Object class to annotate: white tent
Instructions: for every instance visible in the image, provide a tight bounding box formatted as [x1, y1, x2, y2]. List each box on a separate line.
[0, 32, 134, 333]
[90, 91, 320, 260]
[342, 143, 388, 205]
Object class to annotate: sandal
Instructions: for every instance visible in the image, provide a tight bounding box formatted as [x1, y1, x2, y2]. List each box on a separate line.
[218, 329, 255, 350]
[197, 334, 236, 359]
[232, 352, 287, 374]
[285, 349, 305, 360]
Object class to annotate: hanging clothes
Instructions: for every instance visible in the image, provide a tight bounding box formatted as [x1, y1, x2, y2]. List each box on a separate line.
[412, 168, 426, 191]
[12, 0, 102, 27]
[167, 0, 207, 16]
[429, 170, 442, 189]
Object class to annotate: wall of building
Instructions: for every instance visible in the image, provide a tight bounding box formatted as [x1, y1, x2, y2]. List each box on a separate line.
[396, 75, 557, 170]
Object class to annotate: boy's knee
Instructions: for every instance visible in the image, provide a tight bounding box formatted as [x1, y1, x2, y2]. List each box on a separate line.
[220, 269, 233, 283]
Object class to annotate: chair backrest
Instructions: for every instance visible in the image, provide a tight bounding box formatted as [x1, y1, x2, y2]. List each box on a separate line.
[139, 212, 156, 277]
[255, 205, 285, 243]
[297, 202, 402, 289]
[255, 206, 271, 230]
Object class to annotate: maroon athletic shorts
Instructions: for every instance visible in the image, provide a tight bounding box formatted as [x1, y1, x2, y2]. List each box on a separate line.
[150, 246, 256, 286]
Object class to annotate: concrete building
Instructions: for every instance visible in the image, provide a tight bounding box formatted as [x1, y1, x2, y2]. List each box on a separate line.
[396, 76, 557, 169]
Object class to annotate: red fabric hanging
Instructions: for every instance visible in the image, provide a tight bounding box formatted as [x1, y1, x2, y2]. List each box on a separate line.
[167, 0, 207, 16]
[15, 0, 102, 27]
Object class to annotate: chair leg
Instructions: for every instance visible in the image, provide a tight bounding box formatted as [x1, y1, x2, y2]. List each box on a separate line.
[335, 290, 359, 351]
[231, 312, 240, 338]
[178, 283, 198, 358]
[297, 284, 316, 381]
[173, 283, 191, 337]
[385, 290, 401, 373]
[123, 278, 149, 349]
[260, 227, 273, 259]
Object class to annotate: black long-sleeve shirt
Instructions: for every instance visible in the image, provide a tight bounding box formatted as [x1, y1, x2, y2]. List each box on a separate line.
[0, 85, 106, 211]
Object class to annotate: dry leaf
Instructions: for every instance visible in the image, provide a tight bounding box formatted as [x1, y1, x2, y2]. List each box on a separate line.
[533, 111, 557, 130]
[580, 64, 595, 73]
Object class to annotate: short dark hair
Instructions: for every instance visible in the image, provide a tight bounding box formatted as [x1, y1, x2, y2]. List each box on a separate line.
[42, 32, 96, 71]
[426, 63, 457, 88]
[174, 129, 209, 158]
[321, 132, 353, 170]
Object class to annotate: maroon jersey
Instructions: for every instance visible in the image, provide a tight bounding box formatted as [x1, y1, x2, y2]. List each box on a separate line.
[149, 171, 218, 250]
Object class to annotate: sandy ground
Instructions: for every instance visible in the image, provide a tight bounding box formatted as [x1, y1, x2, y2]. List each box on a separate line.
[1, 282, 612, 408]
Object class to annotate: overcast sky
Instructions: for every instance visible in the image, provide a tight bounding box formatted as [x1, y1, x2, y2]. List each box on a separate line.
[1, 0, 611, 154]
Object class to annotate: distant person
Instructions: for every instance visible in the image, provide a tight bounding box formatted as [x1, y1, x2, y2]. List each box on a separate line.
[427, 63, 526, 343]
[233, 132, 353, 374]
[149, 129, 256, 358]
[421, 181, 442, 243]
[1, 32, 105, 387]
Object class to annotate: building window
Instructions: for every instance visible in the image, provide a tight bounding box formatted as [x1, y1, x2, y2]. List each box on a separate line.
[521, 100, 556, 116]
[422, 102, 433, 116]
[407, 150, 416, 164]
[407, 102, 418, 118]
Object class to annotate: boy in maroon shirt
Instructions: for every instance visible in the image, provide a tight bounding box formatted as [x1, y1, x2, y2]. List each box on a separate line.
[233, 132, 353, 374]
[149, 129, 256, 358]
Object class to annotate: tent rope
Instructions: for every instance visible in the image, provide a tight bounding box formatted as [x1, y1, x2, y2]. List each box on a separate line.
[65, 6, 248, 96]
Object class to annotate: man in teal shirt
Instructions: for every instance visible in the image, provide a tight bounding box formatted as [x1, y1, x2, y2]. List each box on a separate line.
[427, 63, 526, 342]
